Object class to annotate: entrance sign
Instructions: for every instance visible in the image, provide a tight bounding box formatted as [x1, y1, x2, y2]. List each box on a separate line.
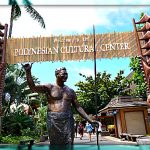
[6, 31, 138, 64]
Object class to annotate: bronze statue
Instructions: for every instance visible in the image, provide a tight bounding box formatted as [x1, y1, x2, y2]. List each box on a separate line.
[23, 64, 96, 147]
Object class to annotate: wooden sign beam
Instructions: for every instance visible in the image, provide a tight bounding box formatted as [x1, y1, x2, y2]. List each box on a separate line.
[6, 32, 138, 64]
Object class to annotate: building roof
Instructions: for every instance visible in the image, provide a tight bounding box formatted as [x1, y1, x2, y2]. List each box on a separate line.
[98, 96, 147, 114]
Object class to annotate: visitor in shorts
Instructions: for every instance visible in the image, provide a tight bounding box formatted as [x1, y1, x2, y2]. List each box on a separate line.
[85, 121, 93, 141]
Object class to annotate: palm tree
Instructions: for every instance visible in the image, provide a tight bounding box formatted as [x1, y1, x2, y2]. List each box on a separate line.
[3, 64, 40, 114]
[8, 0, 46, 38]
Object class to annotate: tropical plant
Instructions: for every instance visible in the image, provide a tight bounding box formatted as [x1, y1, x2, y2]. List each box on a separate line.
[75, 70, 130, 114]
[2, 108, 34, 136]
[137, 12, 144, 29]
[1, 135, 33, 144]
[3, 64, 40, 115]
[129, 12, 148, 99]
[34, 106, 47, 136]
[4, 64, 27, 103]
[129, 57, 147, 99]
[8, 0, 45, 37]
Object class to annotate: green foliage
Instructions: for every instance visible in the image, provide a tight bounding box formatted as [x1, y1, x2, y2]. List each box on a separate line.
[21, 127, 40, 138]
[4, 64, 29, 103]
[75, 56, 147, 115]
[38, 93, 48, 106]
[74, 114, 83, 122]
[3, 64, 40, 115]
[0, 135, 33, 144]
[137, 12, 144, 29]
[24, 5, 45, 28]
[34, 106, 47, 136]
[1, 135, 20, 144]
[2, 109, 34, 136]
[10, 1, 21, 20]
[8, 0, 45, 37]
[1, 64, 48, 139]
[129, 57, 147, 98]
[75, 70, 130, 114]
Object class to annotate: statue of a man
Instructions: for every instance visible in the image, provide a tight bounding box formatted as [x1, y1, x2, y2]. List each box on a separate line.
[23, 64, 96, 147]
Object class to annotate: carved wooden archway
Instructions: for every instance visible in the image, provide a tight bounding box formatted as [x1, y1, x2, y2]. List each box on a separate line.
[0, 23, 8, 132]
[1, 15, 150, 133]
[133, 14, 150, 94]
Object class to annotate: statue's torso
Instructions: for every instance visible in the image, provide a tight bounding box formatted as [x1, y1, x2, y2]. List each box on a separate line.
[47, 85, 74, 112]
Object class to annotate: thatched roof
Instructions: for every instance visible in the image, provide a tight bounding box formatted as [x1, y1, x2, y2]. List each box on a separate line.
[98, 96, 147, 114]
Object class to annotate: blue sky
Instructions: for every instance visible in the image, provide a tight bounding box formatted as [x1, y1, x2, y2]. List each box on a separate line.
[0, 1, 150, 90]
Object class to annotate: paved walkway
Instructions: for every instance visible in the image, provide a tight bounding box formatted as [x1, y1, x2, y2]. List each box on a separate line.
[38, 133, 138, 145]
[73, 133, 137, 145]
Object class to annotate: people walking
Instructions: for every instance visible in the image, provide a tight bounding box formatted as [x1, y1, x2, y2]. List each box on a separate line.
[97, 120, 102, 136]
[85, 121, 93, 141]
[78, 122, 84, 140]
[74, 121, 78, 138]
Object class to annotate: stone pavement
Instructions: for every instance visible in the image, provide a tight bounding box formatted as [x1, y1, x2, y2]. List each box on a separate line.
[38, 133, 137, 145]
[73, 133, 137, 145]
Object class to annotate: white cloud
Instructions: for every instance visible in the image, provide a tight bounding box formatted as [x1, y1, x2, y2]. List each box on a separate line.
[0, 5, 149, 38]
[0, 6, 11, 25]
[0, 6, 110, 37]
[73, 67, 94, 77]
[96, 6, 149, 31]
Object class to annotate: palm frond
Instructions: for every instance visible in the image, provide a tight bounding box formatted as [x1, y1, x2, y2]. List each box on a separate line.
[24, 5, 46, 28]
[9, 0, 14, 5]
[22, 0, 32, 5]
[11, 1, 21, 20]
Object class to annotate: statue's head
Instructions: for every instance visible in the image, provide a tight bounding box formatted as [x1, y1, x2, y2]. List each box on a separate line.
[55, 67, 67, 76]
[55, 67, 68, 82]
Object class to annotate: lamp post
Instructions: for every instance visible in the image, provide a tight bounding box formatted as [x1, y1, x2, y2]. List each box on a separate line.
[93, 25, 99, 145]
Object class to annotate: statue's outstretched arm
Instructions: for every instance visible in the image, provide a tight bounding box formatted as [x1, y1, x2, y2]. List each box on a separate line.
[23, 63, 49, 93]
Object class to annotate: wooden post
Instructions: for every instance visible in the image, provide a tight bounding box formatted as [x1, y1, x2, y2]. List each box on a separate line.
[0, 23, 8, 133]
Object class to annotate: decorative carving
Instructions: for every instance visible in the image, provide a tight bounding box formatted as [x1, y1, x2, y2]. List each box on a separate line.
[133, 14, 150, 93]
[0, 23, 8, 117]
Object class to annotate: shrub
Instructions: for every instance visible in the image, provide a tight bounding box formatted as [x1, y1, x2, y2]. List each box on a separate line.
[2, 111, 34, 136]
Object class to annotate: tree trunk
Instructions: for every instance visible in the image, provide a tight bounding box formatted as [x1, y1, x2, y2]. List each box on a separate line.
[8, 5, 14, 38]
